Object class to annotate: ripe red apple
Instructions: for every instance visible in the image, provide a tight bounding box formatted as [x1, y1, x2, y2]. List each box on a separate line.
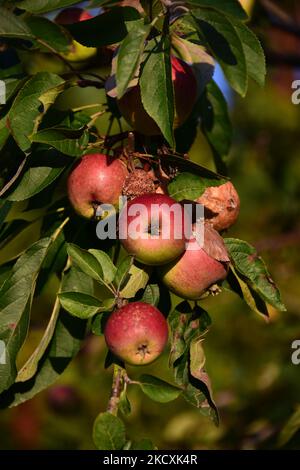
[67, 153, 128, 219]
[196, 182, 240, 232]
[117, 56, 197, 135]
[55, 7, 92, 24]
[160, 224, 229, 300]
[119, 193, 191, 266]
[104, 302, 168, 365]
[55, 8, 97, 63]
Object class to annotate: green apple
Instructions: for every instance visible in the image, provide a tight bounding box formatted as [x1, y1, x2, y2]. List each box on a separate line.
[55, 7, 97, 63]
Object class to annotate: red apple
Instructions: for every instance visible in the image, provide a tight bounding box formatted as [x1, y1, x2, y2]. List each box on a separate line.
[119, 193, 191, 266]
[104, 302, 168, 365]
[67, 153, 128, 219]
[160, 224, 229, 300]
[196, 182, 240, 232]
[55, 7, 92, 24]
[117, 56, 197, 135]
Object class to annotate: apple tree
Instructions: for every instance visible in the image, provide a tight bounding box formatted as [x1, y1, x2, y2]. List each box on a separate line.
[0, 0, 286, 450]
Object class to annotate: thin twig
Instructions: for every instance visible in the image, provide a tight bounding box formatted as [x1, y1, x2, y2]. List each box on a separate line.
[0, 155, 27, 197]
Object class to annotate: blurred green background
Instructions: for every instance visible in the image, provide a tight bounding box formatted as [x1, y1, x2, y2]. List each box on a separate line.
[1, 0, 300, 450]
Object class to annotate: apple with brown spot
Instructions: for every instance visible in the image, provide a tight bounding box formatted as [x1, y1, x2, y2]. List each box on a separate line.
[196, 182, 240, 232]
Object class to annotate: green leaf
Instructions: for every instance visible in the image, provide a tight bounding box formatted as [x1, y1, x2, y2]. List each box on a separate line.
[88, 249, 117, 284]
[119, 389, 131, 416]
[67, 243, 103, 282]
[31, 128, 89, 157]
[93, 412, 126, 450]
[7, 73, 65, 151]
[66, 7, 140, 47]
[90, 299, 115, 335]
[168, 301, 195, 367]
[58, 291, 102, 319]
[228, 18, 266, 88]
[171, 35, 215, 95]
[0, 200, 11, 231]
[113, 256, 133, 291]
[117, 19, 151, 98]
[0, 267, 90, 407]
[140, 39, 175, 147]
[190, 338, 206, 376]
[141, 284, 160, 306]
[139, 375, 182, 403]
[16, 297, 60, 382]
[225, 267, 269, 317]
[225, 238, 286, 311]
[119, 263, 150, 299]
[26, 15, 72, 54]
[188, 0, 248, 20]
[7, 149, 68, 201]
[14, 216, 68, 383]
[0, 7, 34, 39]
[19, 0, 81, 14]
[168, 302, 217, 422]
[159, 152, 228, 180]
[3, 78, 27, 104]
[193, 9, 248, 96]
[0, 238, 51, 394]
[278, 407, 300, 447]
[0, 118, 10, 151]
[199, 80, 232, 157]
[168, 171, 224, 201]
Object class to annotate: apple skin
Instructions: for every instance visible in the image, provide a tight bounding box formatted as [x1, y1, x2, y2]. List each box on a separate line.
[67, 153, 128, 219]
[104, 302, 168, 365]
[196, 182, 240, 232]
[119, 193, 190, 266]
[117, 56, 197, 135]
[55, 8, 97, 63]
[160, 227, 229, 300]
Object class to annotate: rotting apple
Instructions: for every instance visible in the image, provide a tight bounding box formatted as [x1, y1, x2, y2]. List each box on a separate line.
[117, 56, 197, 135]
[104, 302, 168, 365]
[196, 182, 240, 232]
[55, 7, 97, 63]
[122, 169, 156, 199]
[159, 224, 230, 300]
[67, 153, 128, 219]
[119, 193, 191, 266]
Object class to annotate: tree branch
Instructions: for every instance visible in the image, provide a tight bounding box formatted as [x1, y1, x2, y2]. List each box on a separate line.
[107, 365, 124, 416]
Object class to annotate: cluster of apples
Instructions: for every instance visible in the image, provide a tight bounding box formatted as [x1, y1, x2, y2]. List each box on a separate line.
[67, 152, 240, 365]
[62, 6, 240, 366]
